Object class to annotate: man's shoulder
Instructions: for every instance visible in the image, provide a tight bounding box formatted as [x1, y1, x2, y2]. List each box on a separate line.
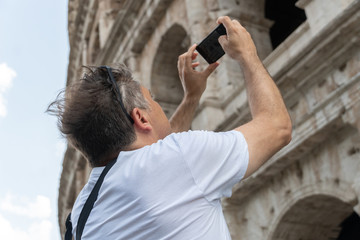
[163, 130, 246, 155]
[167, 130, 211, 139]
[167, 130, 244, 141]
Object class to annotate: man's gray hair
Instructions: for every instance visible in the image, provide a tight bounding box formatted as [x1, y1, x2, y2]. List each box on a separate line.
[47, 65, 149, 167]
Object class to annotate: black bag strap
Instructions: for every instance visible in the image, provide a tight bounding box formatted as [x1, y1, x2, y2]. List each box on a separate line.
[64, 158, 117, 240]
[65, 213, 73, 240]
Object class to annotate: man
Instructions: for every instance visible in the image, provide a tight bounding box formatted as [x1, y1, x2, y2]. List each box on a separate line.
[51, 16, 292, 239]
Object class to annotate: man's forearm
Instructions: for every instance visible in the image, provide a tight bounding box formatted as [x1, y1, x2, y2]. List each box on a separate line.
[171, 44, 218, 133]
[239, 54, 290, 128]
[238, 52, 291, 139]
[169, 95, 200, 133]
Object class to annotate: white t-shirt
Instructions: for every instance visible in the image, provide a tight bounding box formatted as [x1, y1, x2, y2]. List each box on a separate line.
[71, 130, 249, 240]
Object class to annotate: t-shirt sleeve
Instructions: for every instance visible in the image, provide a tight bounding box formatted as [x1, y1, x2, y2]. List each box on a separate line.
[172, 130, 249, 203]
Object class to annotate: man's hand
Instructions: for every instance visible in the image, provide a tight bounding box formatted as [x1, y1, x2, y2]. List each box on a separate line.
[177, 44, 219, 100]
[170, 44, 219, 132]
[217, 16, 258, 64]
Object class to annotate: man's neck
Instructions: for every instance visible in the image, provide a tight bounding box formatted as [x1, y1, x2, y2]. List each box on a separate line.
[127, 133, 160, 151]
[96, 133, 161, 167]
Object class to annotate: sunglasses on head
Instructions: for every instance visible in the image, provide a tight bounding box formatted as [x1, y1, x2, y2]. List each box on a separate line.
[100, 66, 134, 124]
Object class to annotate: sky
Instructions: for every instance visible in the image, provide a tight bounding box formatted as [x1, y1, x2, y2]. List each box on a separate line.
[0, 0, 69, 239]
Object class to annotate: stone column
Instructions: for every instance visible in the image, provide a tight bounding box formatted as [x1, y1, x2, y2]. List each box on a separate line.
[124, 53, 142, 86]
[349, 102, 360, 216]
[212, 0, 273, 59]
[210, 0, 273, 105]
[343, 100, 360, 215]
[296, 0, 357, 35]
[185, 0, 211, 41]
[354, 173, 360, 215]
[98, 0, 123, 48]
[185, 0, 225, 130]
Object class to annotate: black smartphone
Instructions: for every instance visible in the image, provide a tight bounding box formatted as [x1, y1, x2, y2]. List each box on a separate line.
[196, 24, 227, 64]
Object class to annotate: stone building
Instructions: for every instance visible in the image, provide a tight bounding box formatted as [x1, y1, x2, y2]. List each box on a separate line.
[59, 0, 360, 239]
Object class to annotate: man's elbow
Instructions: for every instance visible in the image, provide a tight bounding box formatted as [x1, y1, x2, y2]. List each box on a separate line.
[278, 117, 292, 147]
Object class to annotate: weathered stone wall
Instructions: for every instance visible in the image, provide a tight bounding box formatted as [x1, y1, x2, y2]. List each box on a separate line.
[59, 0, 360, 238]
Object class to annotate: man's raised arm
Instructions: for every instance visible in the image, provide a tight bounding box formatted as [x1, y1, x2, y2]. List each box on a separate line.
[217, 16, 292, 179]
[170, 44, 218, 132]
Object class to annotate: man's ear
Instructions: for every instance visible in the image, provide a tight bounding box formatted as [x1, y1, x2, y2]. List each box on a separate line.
[131, 108, 152, 132]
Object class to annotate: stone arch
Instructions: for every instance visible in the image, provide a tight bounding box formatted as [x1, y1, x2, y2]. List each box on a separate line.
[151, 23, 190, 117]
[265, 0, 307, 49]
[271, 194, 357, 240]
[267, 180, 359, 240]
[224, 123, 360, 240]
[261, 123, 360, 240]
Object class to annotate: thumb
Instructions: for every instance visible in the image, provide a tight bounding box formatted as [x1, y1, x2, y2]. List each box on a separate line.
[218, 35, 228, 48]
[203, 62, 219, 78]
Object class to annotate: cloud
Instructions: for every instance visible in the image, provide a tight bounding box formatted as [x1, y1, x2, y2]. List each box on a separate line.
[0, 63, 16, 117]
[0, 193, 51, 219]
[0, 213, 52, 240]
[0, 194, 53, 240]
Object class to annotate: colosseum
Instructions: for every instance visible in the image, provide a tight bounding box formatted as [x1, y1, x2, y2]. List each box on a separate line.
[59, 0, 360, 239]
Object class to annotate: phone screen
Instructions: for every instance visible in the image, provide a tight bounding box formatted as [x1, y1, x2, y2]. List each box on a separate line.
[196, 24, 227, 64]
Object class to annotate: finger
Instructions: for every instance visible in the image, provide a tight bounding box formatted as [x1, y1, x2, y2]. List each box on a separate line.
[192, 62, 200, 68]
[177, 55, 186, 78]
[232, 19, 240, 25]
[187, 44, 197, 57]
[186, 44, 197, 68]
[203, 62, 219, 78]
[216, 16, 234, 34]
[178, 52, 187, 62]
[218, 35, 227, 47]
[177, 58, 182, 79]
[192, 52, 198, 60]
[177, 55, 183, 69]
[232, 19, 244, 29]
